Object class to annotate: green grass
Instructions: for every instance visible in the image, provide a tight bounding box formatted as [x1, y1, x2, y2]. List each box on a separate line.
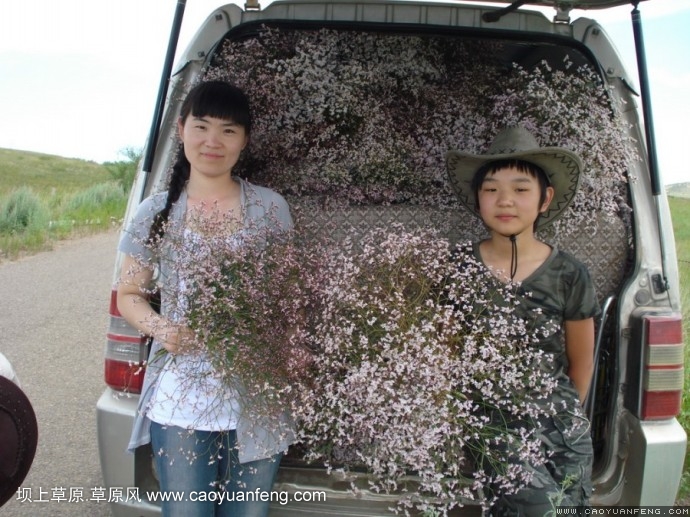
[670, 196, 690, 264]
[0, 148, 111, 196]
[0, 148, 127, 259]
[670, 195, 690, 501]
[0, 187, 49, 233]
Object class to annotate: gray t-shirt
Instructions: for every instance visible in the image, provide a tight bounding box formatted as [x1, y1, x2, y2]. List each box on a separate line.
[471, 241, 600, 407]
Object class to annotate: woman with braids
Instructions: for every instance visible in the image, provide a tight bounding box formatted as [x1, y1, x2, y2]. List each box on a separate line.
[117, 81, 294, 517]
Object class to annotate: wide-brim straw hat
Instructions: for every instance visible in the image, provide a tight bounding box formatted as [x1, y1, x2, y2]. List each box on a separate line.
[446, 127, 582, 228]
[0, 375, 38, 507]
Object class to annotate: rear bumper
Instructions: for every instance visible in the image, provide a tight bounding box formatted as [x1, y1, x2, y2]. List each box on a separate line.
[272, 466, 483, 516]
[620, 416, 687, 505]
[96, 389, 161, 516]
[96, 389, 138, 490]
[96, 388, 482, 516]
[97, 389, 687, 514]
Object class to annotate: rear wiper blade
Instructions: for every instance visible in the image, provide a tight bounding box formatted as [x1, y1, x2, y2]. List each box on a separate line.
[482, 0, 528, 23]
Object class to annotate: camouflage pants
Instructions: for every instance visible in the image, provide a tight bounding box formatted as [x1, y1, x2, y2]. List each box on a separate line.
[489, 410, 593, 517]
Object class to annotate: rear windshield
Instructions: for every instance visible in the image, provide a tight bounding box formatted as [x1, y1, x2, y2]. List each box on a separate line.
[204, 24, 632, 239]
[201, 23, 636, 471]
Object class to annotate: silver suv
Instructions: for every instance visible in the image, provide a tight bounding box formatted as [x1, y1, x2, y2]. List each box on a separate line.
[97, 0, 685, 515]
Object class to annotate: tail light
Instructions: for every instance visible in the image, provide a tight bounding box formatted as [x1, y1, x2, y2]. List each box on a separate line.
[104, 288, 148, 393]
[639, 314, 684, 420]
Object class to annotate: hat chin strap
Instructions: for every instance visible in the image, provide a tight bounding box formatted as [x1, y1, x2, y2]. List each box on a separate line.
[495, 232, 519, 280]
[509, 234, 517, 280]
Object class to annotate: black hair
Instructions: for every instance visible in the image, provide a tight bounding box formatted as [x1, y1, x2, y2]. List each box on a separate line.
[147, 81, 251, 245]
[471, 159, 551, 231]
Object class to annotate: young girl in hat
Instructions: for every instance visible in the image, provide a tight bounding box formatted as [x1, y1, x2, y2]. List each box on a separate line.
[446, 127, 599, 515]
[117, 81, 294, 517]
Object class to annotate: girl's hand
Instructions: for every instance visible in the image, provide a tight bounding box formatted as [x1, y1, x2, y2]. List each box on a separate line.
[155, 321, 196, 355]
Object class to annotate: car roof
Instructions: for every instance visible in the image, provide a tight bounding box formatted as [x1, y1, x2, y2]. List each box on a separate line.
[459, 0, 648, 9]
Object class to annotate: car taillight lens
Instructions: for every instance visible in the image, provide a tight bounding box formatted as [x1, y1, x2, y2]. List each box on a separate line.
[641, 314, 684, 420]
[104, 289, 148, 393]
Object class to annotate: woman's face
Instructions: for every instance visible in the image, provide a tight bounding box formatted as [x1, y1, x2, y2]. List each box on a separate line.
[477, 166, 554, 237]
[178, 114, 248, 179]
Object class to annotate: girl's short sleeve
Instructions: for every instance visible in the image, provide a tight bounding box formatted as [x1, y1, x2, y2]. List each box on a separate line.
[564, 259, 600, 321]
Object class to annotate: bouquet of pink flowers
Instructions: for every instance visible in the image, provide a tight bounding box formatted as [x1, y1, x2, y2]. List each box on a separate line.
[156, 217, 559, 513]
[290, 226, 559, 514]
[151, 209, 320, 419]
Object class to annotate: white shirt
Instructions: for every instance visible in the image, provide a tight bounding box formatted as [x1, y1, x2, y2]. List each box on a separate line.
[146, 228, 243, 431]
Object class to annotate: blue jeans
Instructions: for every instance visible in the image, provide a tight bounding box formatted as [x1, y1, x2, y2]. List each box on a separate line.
[150, 422, 282, 517]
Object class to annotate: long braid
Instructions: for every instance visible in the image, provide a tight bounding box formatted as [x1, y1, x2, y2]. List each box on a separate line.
[147, 147, 190, 245]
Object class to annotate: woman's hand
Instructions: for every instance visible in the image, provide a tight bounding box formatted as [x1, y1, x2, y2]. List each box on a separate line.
[117, 254, 195, 355]
[155, 322, 196, 355]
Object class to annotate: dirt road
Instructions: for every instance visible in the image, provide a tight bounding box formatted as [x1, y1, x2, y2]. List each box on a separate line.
[0, 230, 119, 516]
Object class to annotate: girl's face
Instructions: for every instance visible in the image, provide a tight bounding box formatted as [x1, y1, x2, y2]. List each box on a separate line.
[477, 166, 554, 238]
[178, 115, 248, 179]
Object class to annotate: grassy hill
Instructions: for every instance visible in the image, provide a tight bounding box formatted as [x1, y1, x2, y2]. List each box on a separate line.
[668, 182, 690, 199]
[0, 148, 111, 196]
[0, 148, 127, 259]
[670, 196, 690, 277]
